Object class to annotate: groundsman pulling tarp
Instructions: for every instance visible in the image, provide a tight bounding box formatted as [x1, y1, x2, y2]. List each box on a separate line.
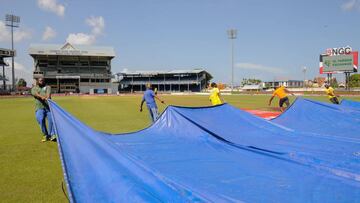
[48, 99, 360, 203]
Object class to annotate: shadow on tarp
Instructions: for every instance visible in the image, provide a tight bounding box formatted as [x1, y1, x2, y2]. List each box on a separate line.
[48, 99, 360, 203]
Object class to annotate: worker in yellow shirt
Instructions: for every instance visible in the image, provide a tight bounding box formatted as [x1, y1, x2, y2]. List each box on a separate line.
[209, 82, 224, 105]
[324, 84, 340, 104]
[268, 85, 294, 112]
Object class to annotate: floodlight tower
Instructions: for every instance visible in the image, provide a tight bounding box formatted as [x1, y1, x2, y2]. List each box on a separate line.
[302, 66, 307, 88]
[5, 14, 20, 91]
[227, 29, 237, 92]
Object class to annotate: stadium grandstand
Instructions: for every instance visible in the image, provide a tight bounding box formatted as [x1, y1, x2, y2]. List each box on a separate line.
[264, 80, 304, 88]
[115, 69, 212, 92]
[0, 48, 14, 91]
[29, 43, 115, 94]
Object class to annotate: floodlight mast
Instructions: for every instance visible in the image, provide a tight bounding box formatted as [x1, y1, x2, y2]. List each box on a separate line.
[227, 29, 237, 92]
[303, 66, 307, 88]
[5, 14, 20, 91]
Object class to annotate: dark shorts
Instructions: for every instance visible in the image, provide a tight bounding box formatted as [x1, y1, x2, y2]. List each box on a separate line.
[330, 97, 339, 104]
[279, 97, 290, 107]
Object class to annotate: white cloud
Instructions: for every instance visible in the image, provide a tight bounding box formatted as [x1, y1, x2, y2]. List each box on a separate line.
[0, 21, 32, 42]
[66, 33, 96, 45]
[86, 16, 105, 36]
[66, 16, 105, 45]
[341, 0, 360, 11]
[235, 63, 283, 73]
[3, 60, 33, 86]
[0, 21, 8, 41]
[42, 26, 57, 41]
[37, 0, 65, 16]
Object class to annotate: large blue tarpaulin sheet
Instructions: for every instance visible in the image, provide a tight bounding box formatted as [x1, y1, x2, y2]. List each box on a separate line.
[272, 98, 360, 141]
[341, 99, 360, 109]
[48, 99, 360, 203]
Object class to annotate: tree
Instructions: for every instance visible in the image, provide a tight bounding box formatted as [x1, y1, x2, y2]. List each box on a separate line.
[330, 77, 338, 88]
[17, 78, 27, 87]
[349, 74, 360, 87]
[313, 77, 326, 87]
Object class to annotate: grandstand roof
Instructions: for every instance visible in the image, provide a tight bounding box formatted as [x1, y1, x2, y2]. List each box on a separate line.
[28, 43, 115, 57]
[117, 69, 212, 77]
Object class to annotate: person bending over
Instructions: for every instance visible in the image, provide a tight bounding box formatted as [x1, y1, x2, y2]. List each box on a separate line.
[268, 85, 294, 112]
[325, 84, 340, 104]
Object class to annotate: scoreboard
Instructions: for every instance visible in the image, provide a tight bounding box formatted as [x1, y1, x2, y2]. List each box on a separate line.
[320, 47, 358, 74]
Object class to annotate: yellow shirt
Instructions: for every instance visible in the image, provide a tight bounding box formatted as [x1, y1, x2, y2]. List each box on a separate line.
[325, 87, 335, 98]
[273, 86, 287, 99]
[209, 87, 222, 105]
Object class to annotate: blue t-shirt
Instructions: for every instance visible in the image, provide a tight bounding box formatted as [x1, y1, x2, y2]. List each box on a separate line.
[143, 89, 157, 108]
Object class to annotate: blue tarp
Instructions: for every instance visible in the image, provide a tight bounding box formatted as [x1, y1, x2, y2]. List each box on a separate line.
[272, 97, 360, 141]
[341, 99, 360, 109]
[48, 99, 360, 203]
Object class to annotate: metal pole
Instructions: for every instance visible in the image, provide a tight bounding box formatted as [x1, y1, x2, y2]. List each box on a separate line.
[2, 65, 5, 90]
[346, 72, 350, 91]
[11, 22, 15, 91]
[5, 14, 20, 91]
[227, 29, 237, 93]
[302, 66, 306, 89]
[231, 37, 234, 92]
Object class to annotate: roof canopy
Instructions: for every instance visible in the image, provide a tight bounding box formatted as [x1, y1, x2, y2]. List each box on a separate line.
[117, 69, 212, 79]
[28, 42, 115, 57]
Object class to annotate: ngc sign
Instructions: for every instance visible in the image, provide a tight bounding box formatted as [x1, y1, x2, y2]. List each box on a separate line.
[320, 46, 358, 74]
[326, 46, 352, 56]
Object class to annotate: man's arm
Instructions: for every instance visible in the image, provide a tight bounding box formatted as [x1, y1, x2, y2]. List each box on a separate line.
[285, 88, 295, 96]
[327, 92, 335, 97]
[154, 95, 165, 104]
[31, 88, 46, 101]
[268, 96, 274, 106]
[333, 90, 340, 97]
[45, 86, 51, 100]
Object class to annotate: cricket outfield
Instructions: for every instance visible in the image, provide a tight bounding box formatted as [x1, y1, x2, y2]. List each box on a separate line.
[1, 94, 359, 202]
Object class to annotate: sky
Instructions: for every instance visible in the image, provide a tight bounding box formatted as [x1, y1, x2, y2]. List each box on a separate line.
[1, 0, 360, 86]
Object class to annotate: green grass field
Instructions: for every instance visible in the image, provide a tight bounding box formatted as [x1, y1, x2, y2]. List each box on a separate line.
[1, 94, 359, 202]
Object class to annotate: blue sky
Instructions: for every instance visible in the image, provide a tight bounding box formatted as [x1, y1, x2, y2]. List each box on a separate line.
[1, 0, 360, 85]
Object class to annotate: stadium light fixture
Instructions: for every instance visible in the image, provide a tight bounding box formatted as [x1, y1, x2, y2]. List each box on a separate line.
[227, 29, 237, 92]
[5, 14, 20, 91]
[302, 66, 307, 88]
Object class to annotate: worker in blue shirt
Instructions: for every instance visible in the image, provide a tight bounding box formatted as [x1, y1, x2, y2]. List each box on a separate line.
[140, 83, 165, 123]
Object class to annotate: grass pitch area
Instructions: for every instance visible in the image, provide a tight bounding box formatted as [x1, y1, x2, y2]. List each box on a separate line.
[0, 94, 359, 202]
